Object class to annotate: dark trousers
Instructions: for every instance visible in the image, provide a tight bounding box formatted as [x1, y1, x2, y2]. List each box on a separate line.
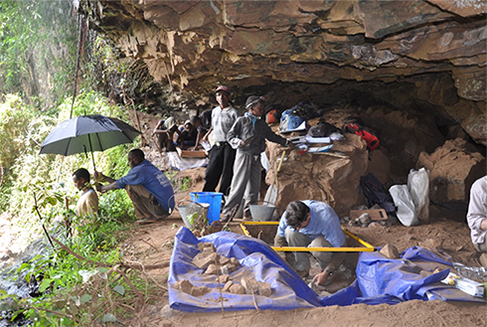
[203, 143, 236, 195]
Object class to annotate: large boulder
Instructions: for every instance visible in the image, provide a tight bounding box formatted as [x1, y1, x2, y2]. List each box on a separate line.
[417, 138, 485, 204]
[266, 132, 368, 216]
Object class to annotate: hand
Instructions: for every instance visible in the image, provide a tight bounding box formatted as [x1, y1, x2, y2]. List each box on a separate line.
[95, 183, 104, 193]
[238, 139, 245, 147]
[312, 270, 331, 285]
[94, 171, 102, 182]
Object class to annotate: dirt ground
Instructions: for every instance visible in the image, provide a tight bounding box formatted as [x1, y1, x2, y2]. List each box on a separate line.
[121, 166, 486, 327]
[115, 110, 487, 327]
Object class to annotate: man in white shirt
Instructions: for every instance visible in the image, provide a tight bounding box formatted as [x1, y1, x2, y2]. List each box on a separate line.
[72, 168, 98, 218]
[466, 175, 487, 267]
[202, 86, 239, 196]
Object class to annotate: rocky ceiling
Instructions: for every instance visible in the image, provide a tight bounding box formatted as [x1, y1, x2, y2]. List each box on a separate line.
[78, 0, 487, 146]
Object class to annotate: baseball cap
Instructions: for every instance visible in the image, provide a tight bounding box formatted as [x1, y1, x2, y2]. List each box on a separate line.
[215, 85, 229, 94]
[245, 95, 265, 109]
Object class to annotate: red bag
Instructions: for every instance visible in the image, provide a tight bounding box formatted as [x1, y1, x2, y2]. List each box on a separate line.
[266, 109, 278, 124]
[344, 123, 380, 150]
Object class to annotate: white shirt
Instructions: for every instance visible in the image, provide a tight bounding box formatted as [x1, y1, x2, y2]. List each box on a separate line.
[467, 176, 487, 245]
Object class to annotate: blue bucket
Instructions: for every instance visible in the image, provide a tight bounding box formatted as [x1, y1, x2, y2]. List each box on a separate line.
[189, 192, 223, 225]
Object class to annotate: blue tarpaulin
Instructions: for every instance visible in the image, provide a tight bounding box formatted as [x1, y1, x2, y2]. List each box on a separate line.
[168, 228, 485, 312]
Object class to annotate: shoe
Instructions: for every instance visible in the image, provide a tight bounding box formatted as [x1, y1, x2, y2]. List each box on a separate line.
[135, 217, 157, 225]
[296, 270, 309, 279]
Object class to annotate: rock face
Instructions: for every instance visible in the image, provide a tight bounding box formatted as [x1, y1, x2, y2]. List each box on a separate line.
[417, 138, 486, 204]
[78, 0, 486, 145]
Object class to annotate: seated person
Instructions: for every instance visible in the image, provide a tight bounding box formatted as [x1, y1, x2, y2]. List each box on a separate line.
[152, 116, 180, 152]
[177, 120, 197, 148]
[192, 110, 212, 151]
[467, 175, 487, 267]
[95, 149, 175, 225]
[72, 168, 98, 218]
[274, 200, 347, 285]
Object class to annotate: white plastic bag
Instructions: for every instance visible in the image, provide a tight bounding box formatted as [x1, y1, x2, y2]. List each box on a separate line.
[408, 168, 430, 221]
[389, 185, 418, 226]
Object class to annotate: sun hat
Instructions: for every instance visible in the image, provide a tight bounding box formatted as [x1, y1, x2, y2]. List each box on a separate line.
[245, 95, 265, 110]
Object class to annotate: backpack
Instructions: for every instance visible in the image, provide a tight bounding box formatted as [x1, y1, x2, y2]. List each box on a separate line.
[360, 173, 396, 213]
[309, 121, 338, 137]
[344, 123, 380, 150]
[279, 109, 306, 132]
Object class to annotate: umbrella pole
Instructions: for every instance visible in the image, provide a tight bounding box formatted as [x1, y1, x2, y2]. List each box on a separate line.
[86, 135, 97, 171]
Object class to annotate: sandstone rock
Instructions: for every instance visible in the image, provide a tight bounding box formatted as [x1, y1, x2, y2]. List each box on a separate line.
[174, 279, 193, 294]
[417, 138, 485, 204]
[190, 285, 210, 297]
[229, 284, 246, 295]
[230, 257, 239, 266]
[193, 252, 219, 270]
[219, 256, 230, 266]
[198, 242, 216, 252]
[193, 247, 217, 262]
[241, 277, 259, 295]
[222, 281, 233, 293]
[204, 264, 219, 275]
[217, 274, 229, 284]
[258, 281, 272, 297]
[380, 244, 400, 259]
[79, 0, 487, 148]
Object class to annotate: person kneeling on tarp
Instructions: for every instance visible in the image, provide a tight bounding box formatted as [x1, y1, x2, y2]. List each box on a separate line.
[95, 149, 175, 225]
[274, 200, 347, 285]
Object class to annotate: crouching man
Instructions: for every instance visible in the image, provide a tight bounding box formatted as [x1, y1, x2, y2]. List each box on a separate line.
[95, 149, 175, 225]
[274, 200, 347, 285]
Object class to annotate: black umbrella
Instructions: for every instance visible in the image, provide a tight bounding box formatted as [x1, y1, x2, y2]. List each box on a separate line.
[40, 114, 141, 168]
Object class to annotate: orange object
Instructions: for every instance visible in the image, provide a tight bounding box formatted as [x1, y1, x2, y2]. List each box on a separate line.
[266, 110, 277, 124]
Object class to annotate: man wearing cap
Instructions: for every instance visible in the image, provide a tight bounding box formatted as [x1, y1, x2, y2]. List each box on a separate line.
[221, 95, 294, 221]
[202, 86, 239, 196]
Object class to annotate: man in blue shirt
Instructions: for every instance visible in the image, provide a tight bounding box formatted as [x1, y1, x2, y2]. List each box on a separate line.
[274, 200, 347, 285]
[95, 149, 175, 225]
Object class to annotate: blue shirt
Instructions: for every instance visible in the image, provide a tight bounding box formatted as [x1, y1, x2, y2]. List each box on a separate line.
[116, 160, 175, 212]
[277, 200, 345, 247]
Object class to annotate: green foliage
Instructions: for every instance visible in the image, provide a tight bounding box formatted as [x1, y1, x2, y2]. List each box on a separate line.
[12, 217, 141, 326]
[3, 91, 139, 236]
[0, 0, 78, 109]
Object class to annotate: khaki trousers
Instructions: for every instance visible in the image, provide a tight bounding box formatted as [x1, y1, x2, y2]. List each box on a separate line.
[126, 185, 169, 220]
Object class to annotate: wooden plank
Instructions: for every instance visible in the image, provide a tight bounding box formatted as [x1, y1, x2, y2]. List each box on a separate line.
[350, 209, 388, 221]
[180, 150, 207, 158]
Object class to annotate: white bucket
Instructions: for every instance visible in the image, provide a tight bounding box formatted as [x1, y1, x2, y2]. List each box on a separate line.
[249, 204, 276, 222]
[178, 203, 209, 229]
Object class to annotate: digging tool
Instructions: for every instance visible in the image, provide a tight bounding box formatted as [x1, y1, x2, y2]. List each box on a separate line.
[264, 150, 286, 205]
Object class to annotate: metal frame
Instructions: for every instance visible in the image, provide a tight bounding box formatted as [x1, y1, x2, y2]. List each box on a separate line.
[239, 221, 376, 252]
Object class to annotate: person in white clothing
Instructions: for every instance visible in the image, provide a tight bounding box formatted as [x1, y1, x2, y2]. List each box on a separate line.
[73, 168, 99, 218]
[466, 175, 487, 267]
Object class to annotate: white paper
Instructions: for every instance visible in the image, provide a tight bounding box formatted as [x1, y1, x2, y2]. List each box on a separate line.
[305, 135, 331, 144]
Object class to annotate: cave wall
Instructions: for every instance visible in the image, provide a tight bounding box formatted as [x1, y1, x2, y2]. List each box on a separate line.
[78, 0, 486, 145]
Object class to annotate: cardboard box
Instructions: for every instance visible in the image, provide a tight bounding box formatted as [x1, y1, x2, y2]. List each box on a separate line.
[441, 272, 485, 297]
